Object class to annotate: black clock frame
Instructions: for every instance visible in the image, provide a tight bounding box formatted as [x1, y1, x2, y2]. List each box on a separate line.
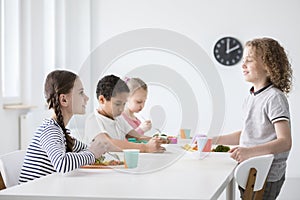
[213, 37, 243, 66]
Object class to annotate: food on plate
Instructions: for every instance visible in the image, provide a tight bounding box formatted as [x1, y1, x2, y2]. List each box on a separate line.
[212, 145, 230, 152]
[81, 155, 124, 169]
[152, 133, 178, 144]
[182, 144, 197, 152]
[81, 156, 124, 169]
[94, 155, 124, 166]
[153, 132, 169, 143]
[153, 132, 167, 139]
[182, 144, 231, 153]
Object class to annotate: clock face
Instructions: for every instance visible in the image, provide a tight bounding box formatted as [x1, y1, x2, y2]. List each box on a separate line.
[213, 37, 243, 66]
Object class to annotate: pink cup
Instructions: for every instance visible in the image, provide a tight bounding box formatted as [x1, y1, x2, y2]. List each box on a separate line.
[202, 139, 212, 152]
[168, 137, 178, 144]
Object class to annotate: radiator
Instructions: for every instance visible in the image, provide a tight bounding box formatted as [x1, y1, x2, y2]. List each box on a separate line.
[19, 113, 34, 150]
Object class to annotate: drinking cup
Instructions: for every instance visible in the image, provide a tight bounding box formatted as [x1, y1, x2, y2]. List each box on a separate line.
[196, 136, 208, 152]
[180, 129, 191, 139]
[202, 138, 212, 152]
[123, 149, 140, 168]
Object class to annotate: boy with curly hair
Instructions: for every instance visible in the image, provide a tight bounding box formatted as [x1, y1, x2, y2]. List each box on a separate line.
[214, 38, 293, 199]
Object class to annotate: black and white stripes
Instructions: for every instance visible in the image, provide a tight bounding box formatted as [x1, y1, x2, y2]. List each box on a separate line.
[19, 118, 95, 184]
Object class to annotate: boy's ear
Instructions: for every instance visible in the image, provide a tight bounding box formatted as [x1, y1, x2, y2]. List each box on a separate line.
[265, 66, 271, 77]
[98, 95, 106, 104]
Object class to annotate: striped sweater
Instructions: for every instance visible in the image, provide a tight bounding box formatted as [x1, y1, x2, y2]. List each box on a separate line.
[19, 118, 95, 183]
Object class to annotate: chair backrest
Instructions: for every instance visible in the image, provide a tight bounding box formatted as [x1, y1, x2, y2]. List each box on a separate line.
[0, 150, 26, 188]
[234, 154, 274, 192]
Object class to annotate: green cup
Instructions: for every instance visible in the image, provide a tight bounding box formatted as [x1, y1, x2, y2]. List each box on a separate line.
[128, 138, 137, 143]
[123, 149, 140, 168]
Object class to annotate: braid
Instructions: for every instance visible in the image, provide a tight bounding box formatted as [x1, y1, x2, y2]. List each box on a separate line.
[44, 70, 77, 152]
[52, 93, 74, 152]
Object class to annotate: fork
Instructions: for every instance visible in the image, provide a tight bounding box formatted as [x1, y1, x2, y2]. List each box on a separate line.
[155, 128, 162, 133]
[106, 152, 120, 161]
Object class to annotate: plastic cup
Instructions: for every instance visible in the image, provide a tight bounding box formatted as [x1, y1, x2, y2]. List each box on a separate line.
[180, 129, 191, 139]
[168, 137, 178, 144]
[203, 138, 212, 152]
[123, 149, 140, 168]
[196, 136, 208, 152]
[128, 138, 137, 143]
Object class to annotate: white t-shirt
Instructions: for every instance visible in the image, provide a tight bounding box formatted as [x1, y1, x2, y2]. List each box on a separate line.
[84, 109, 133, 143]
[240, 84, 290, 182]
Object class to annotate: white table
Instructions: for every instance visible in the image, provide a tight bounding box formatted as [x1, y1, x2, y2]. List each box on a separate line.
[0, 144, 237, 200]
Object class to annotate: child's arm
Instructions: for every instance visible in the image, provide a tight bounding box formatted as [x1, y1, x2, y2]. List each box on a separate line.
[230, 120, 291, 163]
[40, 129, 95, 173]
[109, 137, 165, 153]
[127, 129, 152, 141]
[212, 130, 241, 145]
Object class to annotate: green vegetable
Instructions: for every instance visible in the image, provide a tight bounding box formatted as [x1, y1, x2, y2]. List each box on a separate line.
[212, 145, 230, 152]
[95, 155, 105, 164]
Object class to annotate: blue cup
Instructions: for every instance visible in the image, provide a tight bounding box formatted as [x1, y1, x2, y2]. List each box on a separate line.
[123, 149, 140, 168]
[196, 136, 208, 152]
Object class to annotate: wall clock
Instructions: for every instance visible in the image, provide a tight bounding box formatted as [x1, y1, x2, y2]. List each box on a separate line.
[213, 37, 243, 66]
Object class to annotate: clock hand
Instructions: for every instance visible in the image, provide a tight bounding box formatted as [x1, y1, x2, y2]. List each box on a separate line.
[226, 38, 230, 52]
[226, 45, 240, 54]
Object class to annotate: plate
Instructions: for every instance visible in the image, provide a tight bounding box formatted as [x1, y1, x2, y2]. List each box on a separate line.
[81, 164, 125, 169]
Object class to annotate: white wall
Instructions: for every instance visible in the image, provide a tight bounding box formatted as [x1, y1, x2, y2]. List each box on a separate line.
[88, 0, 300, 178]
[0, 0, 299, 180]
[0, 0, 92, 154]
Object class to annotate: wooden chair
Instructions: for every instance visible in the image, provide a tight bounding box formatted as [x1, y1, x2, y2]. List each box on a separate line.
[234, 154, 274, 200]
[0, 150, 26, 189]
[0, 173, 6, 190]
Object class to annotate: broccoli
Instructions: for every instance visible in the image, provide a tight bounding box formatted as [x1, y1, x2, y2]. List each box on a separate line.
[212, 145, 230, 152]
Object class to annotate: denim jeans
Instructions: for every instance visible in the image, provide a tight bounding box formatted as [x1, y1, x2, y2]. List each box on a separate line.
[238, 174, 285, 200]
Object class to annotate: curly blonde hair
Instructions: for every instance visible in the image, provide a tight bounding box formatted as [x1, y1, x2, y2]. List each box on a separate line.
[245, 38, 293, 94]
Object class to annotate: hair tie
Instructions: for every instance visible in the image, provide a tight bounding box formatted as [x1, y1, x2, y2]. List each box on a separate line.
[124, 77, 130, 83]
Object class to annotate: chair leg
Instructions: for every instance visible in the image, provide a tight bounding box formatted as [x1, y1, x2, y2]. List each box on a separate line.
[243, 168, 257, 200]
[253, 181, 267, 200]
[0, 173, 6, 190]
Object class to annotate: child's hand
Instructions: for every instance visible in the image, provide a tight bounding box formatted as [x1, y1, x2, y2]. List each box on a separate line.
[229, 146, 252, 163]
[89, 133, 121, 158]
[144, 137, 166, 153]
[139, 120, 152, 132]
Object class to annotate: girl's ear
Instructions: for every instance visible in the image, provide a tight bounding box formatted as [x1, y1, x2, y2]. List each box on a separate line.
[59, 94, 69, 107]
[98, 95, 106, 104]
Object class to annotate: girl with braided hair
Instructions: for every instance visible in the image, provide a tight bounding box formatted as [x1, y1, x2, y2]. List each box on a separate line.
[19, 70, 118, 183]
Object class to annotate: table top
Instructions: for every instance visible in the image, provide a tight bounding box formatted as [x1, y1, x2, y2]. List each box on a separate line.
[0, 143, 237, 200]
